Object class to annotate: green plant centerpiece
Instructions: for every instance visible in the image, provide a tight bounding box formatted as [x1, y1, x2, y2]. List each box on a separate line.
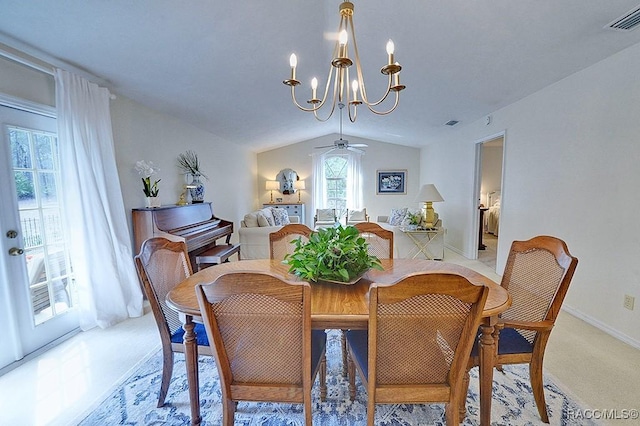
[283, 225, 383, 284]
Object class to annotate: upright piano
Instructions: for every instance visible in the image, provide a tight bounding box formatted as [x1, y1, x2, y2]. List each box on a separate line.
[132, 203, 237, 270]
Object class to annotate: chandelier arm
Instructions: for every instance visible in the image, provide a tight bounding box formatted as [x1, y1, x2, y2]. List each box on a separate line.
[289, 86, 317, 112]
[348, 16, 395, 108]
[364, 90, 400, 115]
[289, 63, 338, 114]
[311, 73, 341, 122]
[347, 102, 358, 122]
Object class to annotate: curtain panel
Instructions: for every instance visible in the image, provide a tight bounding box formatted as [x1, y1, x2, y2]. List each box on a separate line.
[55, 69, 143, 330]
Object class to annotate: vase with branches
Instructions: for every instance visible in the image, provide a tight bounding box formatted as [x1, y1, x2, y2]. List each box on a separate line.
[177, 150, 207, 203]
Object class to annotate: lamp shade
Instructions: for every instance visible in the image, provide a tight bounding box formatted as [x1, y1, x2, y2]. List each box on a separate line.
[266, 180, 280, 191]
[294, 179, 306, 190]
[414, 184, 444, 202]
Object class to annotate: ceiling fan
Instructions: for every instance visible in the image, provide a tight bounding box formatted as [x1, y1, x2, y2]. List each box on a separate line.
[314, 103, 368, 155]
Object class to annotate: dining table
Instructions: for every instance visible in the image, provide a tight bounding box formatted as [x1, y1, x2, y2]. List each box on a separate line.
[166, 258, 511, 426]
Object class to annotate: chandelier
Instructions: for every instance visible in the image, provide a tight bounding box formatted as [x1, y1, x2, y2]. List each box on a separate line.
[283, 1, 406, 122]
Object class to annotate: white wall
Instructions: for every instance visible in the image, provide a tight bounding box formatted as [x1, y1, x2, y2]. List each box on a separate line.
[421, 41, 640, 346]
[110, 97, 256, 244]
[257, 135, 421, 225]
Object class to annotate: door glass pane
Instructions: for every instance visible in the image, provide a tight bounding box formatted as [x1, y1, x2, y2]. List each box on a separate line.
[10, 126, 75, 325]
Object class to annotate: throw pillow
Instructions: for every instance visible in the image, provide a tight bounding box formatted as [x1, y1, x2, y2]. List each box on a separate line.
[349, 209, 366, 221]
[317, 209, 335, 221]
[271, 207, 290, 226]
[259, 207, 275, 226]
[257, 212, 271, 227]
[243, 212, 260, 228]
[388, 207, 408, 226]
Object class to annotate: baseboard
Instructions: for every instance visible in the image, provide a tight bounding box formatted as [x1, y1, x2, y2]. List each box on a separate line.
[445, 243, 465, 257]
[562, 304, 640, 350]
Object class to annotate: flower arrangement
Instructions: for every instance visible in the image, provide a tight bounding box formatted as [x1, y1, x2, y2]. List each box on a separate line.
[177, 150, 208, 179]
[135, 160, 161, 197]
[283, 225, 383, 283]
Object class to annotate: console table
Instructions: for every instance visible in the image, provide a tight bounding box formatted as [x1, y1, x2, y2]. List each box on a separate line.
[400, 227, 445, 260]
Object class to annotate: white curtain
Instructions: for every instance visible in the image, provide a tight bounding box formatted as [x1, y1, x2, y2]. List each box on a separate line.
[346, 150, 363, 210]
[55, 69, 143, 330]
[312, 152, 327, 213]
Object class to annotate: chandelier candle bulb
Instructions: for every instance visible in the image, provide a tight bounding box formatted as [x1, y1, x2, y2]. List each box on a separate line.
[311, 77, 318, 100]
[386, 40, 395, 65]
[351, 80, 359, 101]
[339, 30, 348, 58]
[289, 53, 297, 80]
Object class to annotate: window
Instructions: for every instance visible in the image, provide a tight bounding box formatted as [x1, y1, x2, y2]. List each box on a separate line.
[324, 154, 348, 218]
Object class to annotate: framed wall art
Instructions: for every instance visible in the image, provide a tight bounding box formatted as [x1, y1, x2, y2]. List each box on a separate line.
[377, 170, 407, 194]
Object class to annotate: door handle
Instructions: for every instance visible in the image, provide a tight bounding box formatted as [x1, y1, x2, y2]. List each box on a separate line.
[8, 247, 24, 256]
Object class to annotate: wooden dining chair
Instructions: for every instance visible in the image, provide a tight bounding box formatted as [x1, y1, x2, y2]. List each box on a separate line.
[354, 222, 393, 259]
[346, 273, 489, 425]
[336, 221, 394, 376]
[195, 271, 327, 426]
[134, 237, 212, 407]
[463, 235, 578, 423]
[269, 223, 313, 260]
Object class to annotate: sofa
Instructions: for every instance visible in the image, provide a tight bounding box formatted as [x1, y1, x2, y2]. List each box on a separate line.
[238, 207, 300, 260]
[376, 209, 444, 260]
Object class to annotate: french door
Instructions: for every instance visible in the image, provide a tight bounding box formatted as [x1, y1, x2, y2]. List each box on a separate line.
[0, 104, 78, 370]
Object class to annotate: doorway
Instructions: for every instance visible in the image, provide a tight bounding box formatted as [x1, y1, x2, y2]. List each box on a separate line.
[473, 133, 504, 271]
[0, 104, 79, 370]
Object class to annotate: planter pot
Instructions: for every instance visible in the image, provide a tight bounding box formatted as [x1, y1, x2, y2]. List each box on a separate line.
[145, 196, 161, 208]
[315, 270, 368, 286]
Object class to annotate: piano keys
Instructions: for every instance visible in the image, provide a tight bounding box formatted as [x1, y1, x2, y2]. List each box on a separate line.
[132, 202, 237, 270]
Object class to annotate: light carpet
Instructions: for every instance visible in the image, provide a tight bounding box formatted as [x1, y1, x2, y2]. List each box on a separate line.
[79, 330, 598, 425]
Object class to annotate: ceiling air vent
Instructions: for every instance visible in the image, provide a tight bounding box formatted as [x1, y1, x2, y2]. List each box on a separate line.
[444, 120, 459, 126]
[607, 5, 640, 31]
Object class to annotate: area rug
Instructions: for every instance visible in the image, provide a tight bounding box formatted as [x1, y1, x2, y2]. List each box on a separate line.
[79, 330, 598, 425]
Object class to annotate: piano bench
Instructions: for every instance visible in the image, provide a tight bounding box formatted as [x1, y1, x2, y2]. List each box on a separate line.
[195, 243, 241, 271]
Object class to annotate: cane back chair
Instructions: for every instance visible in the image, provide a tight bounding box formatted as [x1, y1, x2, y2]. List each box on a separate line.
[346, 273, 489, 425]
[269, 223, 313, 260]
[354, 222, 394, 259]
[464, 235, 578, 423]
[134, 237, 211, 407]
[195, 271, 327, 426]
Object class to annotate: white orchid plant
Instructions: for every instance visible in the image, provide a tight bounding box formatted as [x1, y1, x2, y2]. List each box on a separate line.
[135, 160, 161, 197]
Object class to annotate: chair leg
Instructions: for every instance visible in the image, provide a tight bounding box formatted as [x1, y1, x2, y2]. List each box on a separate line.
[157, 347, 174, 407]
[347, 348, 356, 401]
[341, 329, 348, 377]
[367, 396, 376, 426]
[458, 369, 471, 419]
[530, 358, 550, 423]
[445, 400, 460, 426]
[222, 398, 236, 426]
[320, 353, 327, 401]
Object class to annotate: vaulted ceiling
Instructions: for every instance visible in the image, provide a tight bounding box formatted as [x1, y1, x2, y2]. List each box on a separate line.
[2, 1, 640, 152]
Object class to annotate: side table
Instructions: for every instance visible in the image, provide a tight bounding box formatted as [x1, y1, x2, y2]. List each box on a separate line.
[400, 227, 445, 260]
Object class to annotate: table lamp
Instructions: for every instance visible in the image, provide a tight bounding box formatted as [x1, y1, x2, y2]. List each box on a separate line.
[414, 184, 444, 227]
[294, 179, 306, 202]
[266, 180, 279, 203]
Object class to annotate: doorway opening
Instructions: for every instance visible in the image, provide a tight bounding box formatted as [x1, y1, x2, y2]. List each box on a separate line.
[473, 132, 504, 271]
